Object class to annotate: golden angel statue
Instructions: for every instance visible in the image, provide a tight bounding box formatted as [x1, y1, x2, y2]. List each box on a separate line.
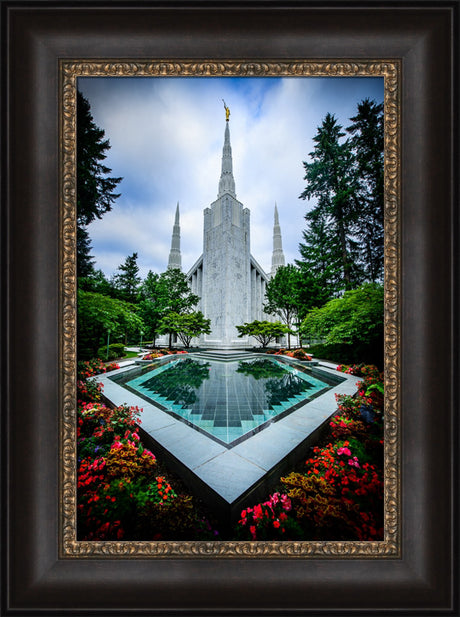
[222, 99, 230, 121]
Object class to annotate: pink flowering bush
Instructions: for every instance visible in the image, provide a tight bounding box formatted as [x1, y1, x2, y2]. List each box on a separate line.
[281, 439, 383, 540]
[235, 364, 384, 541]
[78, 358, 120, 378]
[76, 358, 217, 541]
[236, 492, 303, 540]
[76, 358, 120, 405]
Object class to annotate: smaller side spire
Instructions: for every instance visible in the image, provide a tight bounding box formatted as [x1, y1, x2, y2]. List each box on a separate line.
[167, 202, 182, 270]
[271, 203, 285, 277]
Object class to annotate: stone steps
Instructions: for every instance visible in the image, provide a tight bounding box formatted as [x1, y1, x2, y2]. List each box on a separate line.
[191, 350, 258, 362]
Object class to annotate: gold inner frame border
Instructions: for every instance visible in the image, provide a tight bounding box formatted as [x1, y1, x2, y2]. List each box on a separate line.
[60, 60, 400, 558]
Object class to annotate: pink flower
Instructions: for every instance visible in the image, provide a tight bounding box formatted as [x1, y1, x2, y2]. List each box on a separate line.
[280, 494, 292, 511]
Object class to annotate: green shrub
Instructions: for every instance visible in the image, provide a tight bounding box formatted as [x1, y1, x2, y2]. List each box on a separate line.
[300, 284, 384, 367]
[97, 343, 125, 360]
[306, 341, 383, 368]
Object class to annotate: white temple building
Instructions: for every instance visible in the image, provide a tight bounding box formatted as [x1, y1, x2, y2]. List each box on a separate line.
[166, 109, 285, 349]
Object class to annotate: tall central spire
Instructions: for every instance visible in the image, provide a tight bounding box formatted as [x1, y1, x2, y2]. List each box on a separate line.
[217, 108, 236, 199]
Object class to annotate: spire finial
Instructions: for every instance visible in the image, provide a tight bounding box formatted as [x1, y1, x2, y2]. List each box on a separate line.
[222, 99, 230, 121]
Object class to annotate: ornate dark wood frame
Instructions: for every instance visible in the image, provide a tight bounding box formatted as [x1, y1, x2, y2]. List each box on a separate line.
[61, 59, 399, 559]
[2, 1, 458, 614]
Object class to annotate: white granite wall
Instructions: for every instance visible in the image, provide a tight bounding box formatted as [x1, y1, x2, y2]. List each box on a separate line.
[200, 195, 251, 347]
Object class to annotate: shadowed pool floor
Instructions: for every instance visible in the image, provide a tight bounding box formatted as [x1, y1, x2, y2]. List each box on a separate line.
[122, 357, 332, 445]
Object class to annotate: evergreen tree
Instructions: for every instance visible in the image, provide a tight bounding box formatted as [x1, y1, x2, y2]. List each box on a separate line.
[299, 113, 362, 294]
[78, 267, 116, 297]
[77, 91, 122, 277]
[113, 253, 141, 302]
[346, 99, 384, 282]
[296, 209, 340, 305]
[77, 227, 95, 278]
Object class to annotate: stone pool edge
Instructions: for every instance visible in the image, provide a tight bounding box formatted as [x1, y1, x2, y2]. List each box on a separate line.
[94, 359, 360, 527]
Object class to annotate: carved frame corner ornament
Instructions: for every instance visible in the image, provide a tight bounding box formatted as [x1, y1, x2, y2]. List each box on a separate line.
[60, 60, 400, 559]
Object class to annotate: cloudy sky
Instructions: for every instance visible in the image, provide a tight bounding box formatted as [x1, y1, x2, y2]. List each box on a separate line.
[78, 76, 384, 280]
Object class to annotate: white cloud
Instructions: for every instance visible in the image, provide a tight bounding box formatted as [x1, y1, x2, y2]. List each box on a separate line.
[79, 76, 383, 278]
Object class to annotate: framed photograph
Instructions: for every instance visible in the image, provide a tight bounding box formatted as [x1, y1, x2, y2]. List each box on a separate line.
[2, 1, 458, 614]
[70, 69, 390, 549]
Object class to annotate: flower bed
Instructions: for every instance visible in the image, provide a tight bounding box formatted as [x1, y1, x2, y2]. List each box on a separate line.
[234, 364, 384, 541]
[77, 358, 383, 541]
[76, 358, 217, 541]
[141, 349, 188, 361]
[237, 492, 303, 540]
[273, 348, 313, 361]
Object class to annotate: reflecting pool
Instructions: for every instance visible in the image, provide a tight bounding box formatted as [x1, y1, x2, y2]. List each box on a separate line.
[114, 356, 336, 446]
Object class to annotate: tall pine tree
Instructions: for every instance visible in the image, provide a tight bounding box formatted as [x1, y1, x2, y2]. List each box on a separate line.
[77, 91, 122, 278]
[112, 253, 141, 302]
[296, 207, 340, 303]
[299, 113, 361, 295]
[346, 99, 384, 282]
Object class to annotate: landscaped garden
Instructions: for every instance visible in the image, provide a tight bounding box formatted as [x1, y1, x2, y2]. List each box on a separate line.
[77, 358, 218, 541]
[75, 93, 385, 542]
[77, 356, 384, 541]
[235, 363, 384, 541]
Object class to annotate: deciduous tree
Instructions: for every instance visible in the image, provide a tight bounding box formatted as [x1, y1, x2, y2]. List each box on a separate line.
[137, 271, 168, 346]
[236, 320, 292, 348]
[264, 265, 302, 348]
[77, 290, 144, 360]
[159, 311, 211, 348]
[299, 283, 384, 349]
[159, 268, 199, 315]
